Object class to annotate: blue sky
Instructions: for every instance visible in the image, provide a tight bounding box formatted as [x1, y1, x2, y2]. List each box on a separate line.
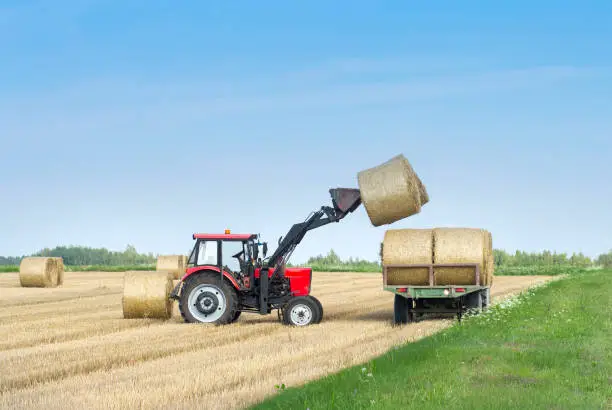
[1, 1, 611, 262]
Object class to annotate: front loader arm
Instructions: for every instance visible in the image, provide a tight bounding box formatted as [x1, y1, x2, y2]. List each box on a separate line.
[266, 188, 362, 269]
[257, 188, 361, 314]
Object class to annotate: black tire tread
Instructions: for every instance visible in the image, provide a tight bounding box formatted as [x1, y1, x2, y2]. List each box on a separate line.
[229, 310, 242, 323]
[394, 295, 410, 325]
[308, 295, 323, 324]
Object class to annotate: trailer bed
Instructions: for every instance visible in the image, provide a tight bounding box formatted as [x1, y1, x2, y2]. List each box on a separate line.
[382, 263, 491, 324]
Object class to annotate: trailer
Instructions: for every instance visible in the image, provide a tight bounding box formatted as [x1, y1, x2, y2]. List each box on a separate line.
[383, 263, 490, 324]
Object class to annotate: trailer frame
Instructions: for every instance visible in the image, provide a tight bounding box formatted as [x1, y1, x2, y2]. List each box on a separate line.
[383, 263, 491, 323]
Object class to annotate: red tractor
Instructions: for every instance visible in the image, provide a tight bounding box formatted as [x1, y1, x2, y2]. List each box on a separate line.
[169, 188, 362, 326]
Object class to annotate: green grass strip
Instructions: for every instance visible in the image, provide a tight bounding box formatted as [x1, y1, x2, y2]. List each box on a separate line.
[251, 269, 612, 409]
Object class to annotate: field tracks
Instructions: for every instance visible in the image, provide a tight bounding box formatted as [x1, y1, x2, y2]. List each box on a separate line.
[0, 271, 555, 409]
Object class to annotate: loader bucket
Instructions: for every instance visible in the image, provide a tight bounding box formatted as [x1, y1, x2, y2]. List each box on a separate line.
[330, 188, 361, 214]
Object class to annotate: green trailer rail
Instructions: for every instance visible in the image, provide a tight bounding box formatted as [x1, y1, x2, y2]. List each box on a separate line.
[383, 263, 490, 324]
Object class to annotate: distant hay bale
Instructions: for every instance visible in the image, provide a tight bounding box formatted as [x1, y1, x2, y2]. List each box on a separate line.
[433, 228, 486, 285]
[19, 257, 58, 288]
[156, 255, 186, 280]
[357, 154, 426, 227]
[383, 229, 433, 285]
[182, 255, 188, 269]
[122, 271, 173, 319]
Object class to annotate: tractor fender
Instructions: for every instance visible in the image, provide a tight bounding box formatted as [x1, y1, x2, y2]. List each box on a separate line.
[181, 266, 240, 290]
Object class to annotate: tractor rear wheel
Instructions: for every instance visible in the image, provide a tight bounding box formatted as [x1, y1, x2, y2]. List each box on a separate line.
[179, 272, 238, 325]
[282, 296, 320, 326]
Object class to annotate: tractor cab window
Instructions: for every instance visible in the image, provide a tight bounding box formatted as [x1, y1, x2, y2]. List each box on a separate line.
[196, 240, 218, 266]
[222, 240, 244, 274]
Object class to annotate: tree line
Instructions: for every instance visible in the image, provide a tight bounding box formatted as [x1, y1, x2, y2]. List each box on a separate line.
[492, 249, 604, 268]
[0, 245, 156, 266]
[1, 245, 611, 269]
[305, 247, 612, 269]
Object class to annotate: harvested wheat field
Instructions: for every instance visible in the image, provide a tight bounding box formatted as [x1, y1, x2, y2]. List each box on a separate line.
[0, 271, 555, 410]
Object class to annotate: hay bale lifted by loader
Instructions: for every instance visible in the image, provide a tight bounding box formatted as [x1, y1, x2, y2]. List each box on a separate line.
[357, 154, 428, 226]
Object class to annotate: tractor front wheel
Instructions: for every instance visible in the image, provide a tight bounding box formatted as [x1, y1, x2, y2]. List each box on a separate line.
[229, 310, 242, 323]
[179, 272, 238, 325]
[282, 297, 320, 326]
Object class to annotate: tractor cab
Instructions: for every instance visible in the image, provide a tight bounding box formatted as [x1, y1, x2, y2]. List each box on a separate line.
[186, 231, 268, 288]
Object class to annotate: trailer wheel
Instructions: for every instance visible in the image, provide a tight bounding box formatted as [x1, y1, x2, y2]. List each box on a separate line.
[465, 291, 485, 313]
[482, 288, 490, 310]
[282, 297, 319, 326]
[393, 295, 410, 325]
[307, 295, 323, 324]
[179, 272, 238, 325]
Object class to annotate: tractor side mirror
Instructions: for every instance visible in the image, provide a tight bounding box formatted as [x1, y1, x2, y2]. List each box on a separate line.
[263, 242, 268, 257]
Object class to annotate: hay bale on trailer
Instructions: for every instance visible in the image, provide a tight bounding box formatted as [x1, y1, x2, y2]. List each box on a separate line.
[19, 257, 60, 288]
[382, 229, 433, 285]
[433, 228, 487, 286]
[156, 255, 186, 280]
[122, 271, 173, 319]
[357, 154, 427, 227]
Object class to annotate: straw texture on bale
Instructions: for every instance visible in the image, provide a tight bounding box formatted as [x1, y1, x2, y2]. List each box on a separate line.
[19, 257, 58, 288]
[433, 228, 486, 285]
[50, 257, 65, 286]
[357, 154, 425, 227]
[122, 271, 173, 319]
[483, 230, 494, 285]
[156, 255, 187, 280]
[382, 229, 433, 286]
[416, 178, 429, 205]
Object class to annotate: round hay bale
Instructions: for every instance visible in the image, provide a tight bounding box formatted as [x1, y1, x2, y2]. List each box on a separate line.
[433, 228, 485, 285]
[156, 255, 186, 280]
[19, 257, 58, 288]
[122, 271, 173, 319]
[383, 229, 433, 286]
[357, 154, 423, 227]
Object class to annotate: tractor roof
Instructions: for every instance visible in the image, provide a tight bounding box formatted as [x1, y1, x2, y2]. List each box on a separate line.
[193, 233, 257, 241]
